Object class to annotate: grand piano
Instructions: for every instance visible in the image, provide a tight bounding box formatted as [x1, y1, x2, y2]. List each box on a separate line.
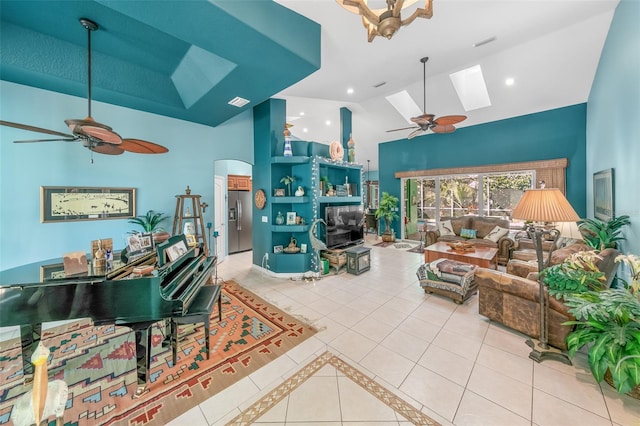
[0, 234, 220, 394]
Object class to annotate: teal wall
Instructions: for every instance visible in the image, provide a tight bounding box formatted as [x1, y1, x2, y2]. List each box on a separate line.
[586, 0, 639, 255]
[378, 104, 588, 237]
[0, 81, 254, 270]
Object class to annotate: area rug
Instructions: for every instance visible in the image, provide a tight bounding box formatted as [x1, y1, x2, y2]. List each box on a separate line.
[373, 241, 394, 248]
[0, 281, 316, 426]
[408, 245, 425, 253]
[228, 351, 440, 425]
[394, 243, 413, 249]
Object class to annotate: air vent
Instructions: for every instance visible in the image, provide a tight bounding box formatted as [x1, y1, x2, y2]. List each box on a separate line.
[473, 36, 496, 48]
[373, 81, 386, 88]
[228, 96, 250, 107]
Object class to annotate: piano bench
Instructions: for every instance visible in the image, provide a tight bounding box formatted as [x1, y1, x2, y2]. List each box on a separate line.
[170, 284, 222, 365]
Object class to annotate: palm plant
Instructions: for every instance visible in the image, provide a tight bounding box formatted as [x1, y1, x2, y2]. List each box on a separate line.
[280, 175, 296, 196]
[579, 215, 630, 250]
[128, 210, 168, 234]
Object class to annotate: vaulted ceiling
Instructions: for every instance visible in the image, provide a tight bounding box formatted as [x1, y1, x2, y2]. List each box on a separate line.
[1, 1, 620, 170]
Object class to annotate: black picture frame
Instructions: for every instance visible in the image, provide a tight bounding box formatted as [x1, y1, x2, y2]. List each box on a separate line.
[41, 186, 136, 223]
[593, 169, 614, 222]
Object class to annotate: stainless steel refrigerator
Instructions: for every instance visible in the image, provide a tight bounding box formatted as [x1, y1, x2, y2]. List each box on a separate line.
[228, 190, 253, 253]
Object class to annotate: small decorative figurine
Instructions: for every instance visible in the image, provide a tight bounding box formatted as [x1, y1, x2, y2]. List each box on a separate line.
[347, 134, 355, 163]
[295, 186, 304, 196]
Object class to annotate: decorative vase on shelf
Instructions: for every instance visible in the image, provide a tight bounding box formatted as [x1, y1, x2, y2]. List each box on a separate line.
[347, 134, 355, 163]
[275, 211, 285, 225]
[283, 123, 293, 157]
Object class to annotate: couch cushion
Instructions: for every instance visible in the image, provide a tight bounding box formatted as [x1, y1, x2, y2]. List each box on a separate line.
[442, 216, 472, 236]
[483, 225, 510, 243]
[438, 220, 456, 236]
[460, 228, 477, 239]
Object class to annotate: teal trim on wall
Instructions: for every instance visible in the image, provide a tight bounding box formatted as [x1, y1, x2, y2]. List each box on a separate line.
[587, 0, 639, 255]
[378, 104, 588, 237]
[0, 81, 254, 271]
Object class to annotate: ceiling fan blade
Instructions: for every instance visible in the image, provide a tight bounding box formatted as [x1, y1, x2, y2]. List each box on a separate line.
[1, 120, 75, 138]
[434, 115, 467, 125]
[410, 113, 435, 125]
[121, 138, 169, 154]
[387, 126, 419, 133]
[431, 124, 456, 134]
[66, 117, 123, 145]
[408, 128, 425, 139]
[88, 143, 125, 155]
[14, 137, 77, 143]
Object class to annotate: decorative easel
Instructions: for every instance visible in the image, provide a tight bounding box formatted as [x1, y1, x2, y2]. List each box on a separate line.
[172, 186, 209, 256]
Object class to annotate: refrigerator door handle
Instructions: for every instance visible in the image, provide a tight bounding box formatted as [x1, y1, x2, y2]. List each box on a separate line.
[237, 200, 242, 231]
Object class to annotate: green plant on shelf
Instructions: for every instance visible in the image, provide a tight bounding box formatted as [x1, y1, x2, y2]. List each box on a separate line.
[280, 175, 296, 196]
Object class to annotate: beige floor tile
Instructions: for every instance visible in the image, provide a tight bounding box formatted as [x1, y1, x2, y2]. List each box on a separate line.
[359, 345, 416, 387]
[283, 335, 326, 364]
[395, 315, 441, 342]
[601, 385, 640, 426]
[312, 315, 348, 344]
[454, 390, 530, 426]
[199, 376, 260, 425]
[165, 405, 209, 426]
[475, 343, 533, 386]
[380, 327, 431, 362]
[399, 363, 465, 422]
[328, 328, 377, 362]
[248, 352, 299, 390]
[351, 315, 395, 342]
[418, 344, 474, 387]
[285, 376, 342, 422]
[306, 296, 343, 316]
[467, 363, 532, 419]
[338, 376, 399, 421]
[409, 303, 454, 328]
[532, 388, 612, 426]
[251, 396, 288, 423]
[327, 305, 367, 328]
[431, 329, 483, 360]
[533, 362, 609, 418]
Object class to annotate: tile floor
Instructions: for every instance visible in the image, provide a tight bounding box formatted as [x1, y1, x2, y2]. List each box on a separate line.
[3, 236, 640, 425]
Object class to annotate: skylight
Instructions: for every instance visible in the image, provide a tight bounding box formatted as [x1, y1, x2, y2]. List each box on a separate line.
[449, 65, 491, 111]
[386, 90, 422, 124]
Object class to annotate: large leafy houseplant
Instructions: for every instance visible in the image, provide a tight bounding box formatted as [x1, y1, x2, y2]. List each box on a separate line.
[579, 215, 630, 250]
[541, 251, 607, 301]
[128, 210, 169, 234]
[562, 253, 640, 396]
[374, 192, 399, 239]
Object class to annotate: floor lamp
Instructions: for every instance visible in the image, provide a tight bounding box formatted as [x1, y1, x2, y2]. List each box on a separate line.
[511, 188, 580, 364]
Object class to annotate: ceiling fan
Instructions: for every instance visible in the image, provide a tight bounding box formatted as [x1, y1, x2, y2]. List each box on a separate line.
[1, 18, 169, 161]
[387, 56, 466, 139]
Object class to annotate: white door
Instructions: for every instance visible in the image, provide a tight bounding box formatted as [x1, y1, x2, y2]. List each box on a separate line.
[214, 175, 226, 262]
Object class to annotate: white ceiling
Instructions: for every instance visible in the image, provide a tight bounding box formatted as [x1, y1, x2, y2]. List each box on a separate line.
[274, 0, 619, 171]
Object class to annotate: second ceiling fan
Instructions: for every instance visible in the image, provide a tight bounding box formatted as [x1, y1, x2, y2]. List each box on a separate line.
[388, 56, 466, 139]
[2, 18, 169, 160]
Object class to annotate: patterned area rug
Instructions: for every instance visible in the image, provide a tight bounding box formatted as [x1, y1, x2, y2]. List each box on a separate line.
[373, 241, 395, 248]
[0, 281, 316, 425]
[407, 245, 426, 253]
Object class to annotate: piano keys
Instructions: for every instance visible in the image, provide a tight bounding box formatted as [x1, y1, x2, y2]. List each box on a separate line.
[0, 235, 220, 393]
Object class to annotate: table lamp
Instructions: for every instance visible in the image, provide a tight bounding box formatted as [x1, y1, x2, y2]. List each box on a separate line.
[511, 188, 580, 364]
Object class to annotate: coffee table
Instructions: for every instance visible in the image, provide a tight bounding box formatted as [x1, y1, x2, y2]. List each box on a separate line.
[424, 241, 498, 269]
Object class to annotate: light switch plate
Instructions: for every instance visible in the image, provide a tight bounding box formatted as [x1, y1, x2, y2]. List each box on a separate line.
[262, 216, 268, 223]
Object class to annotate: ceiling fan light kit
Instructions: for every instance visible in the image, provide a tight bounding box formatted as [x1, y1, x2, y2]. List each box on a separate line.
[387, 56, 467, 139]
[2, 17, 168, 160]
[337, 0, 433, 42]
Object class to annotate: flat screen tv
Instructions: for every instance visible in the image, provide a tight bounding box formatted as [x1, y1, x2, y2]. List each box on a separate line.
[324, 205, 365, 249]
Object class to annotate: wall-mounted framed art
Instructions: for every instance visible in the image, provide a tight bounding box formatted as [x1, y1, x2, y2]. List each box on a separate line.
[593, 168, 614, 222]
[41, 186, 136, 223]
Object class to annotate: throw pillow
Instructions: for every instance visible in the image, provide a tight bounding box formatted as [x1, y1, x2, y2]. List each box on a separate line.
[460, 228, 477, 239]
[438, 220, 456, 236]
[484, 226, 509, 243]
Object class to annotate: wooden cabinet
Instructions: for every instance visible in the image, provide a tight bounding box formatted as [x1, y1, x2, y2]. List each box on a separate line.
[228, 175, 252, 191]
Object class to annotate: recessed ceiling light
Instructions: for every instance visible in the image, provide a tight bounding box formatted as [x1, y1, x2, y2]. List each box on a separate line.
[325, 120, 331, 126]
[347, 88, 354, 94]
[303, 128, 308, 133]
[228, 96, 250, 107]
[300, 112, 305, 116]
[505, 78, 515, 86]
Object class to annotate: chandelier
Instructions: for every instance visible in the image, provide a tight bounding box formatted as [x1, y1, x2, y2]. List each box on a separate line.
[336, 0, 433, 42]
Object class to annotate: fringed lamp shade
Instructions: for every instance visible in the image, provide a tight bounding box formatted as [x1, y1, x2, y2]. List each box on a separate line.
[512, 188, 580, 223]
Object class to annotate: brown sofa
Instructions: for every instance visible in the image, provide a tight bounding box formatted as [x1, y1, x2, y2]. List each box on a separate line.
[426, 216, 515, 265]
[476, 245, 620, 349]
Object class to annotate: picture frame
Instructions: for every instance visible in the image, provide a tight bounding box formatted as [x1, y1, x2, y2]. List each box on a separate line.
[286, 211, 296, 225]
[185, 234, 197, 247]
[274, 245, 283, 254]
[273, 188, 286, 197]
[41, 186, 136, 223]
[126, 232, 155, 261]
[166, 240, 188, 262]
[593, 168, 614, 222]
[300, 243, 307, 253]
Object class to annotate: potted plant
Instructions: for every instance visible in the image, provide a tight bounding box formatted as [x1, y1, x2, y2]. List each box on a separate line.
[374, 191, 399, 242]
[540, 250, 607, 301]
[128, 210, 170, 243]
[579, 215, 630, 250]
[280, 175, 296, 196]
[562, 253, 640, 398]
